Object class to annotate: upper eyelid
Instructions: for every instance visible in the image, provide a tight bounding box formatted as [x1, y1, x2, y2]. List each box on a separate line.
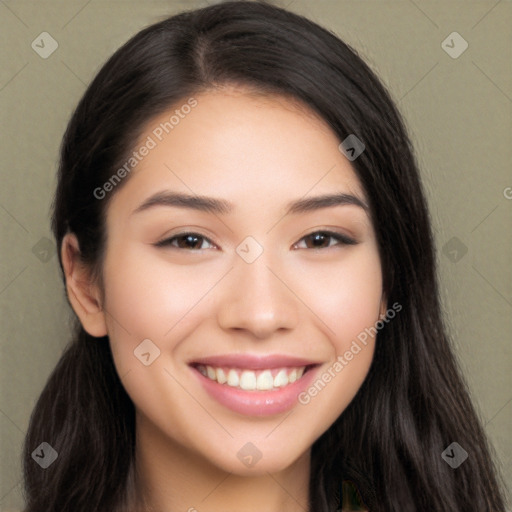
[155, 231, 217, 249]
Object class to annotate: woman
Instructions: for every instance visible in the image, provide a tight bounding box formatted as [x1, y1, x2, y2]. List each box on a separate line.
[22, 1, 508, 511]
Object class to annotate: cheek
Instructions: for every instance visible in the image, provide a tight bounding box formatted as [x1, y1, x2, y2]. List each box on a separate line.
[295, 248, 383, 350]
[99, 244, 222, 437]
[100, 242, 231, 402]
[101, 243, 225, 342]
[290, 249, 383, 427]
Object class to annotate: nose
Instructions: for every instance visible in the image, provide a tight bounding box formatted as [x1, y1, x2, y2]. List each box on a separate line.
[216, 252, 300, 339]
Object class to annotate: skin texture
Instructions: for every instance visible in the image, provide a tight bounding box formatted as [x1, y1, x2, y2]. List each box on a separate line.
[62, 87, 385, 512]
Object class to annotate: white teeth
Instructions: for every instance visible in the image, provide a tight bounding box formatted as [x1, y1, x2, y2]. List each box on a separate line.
[197, 364, 308, 391]
[273, 369, 289, 387]
[227, 369, 239, 387]
[206, 365, 216, 380]
[239, 371, 257, 390]
[256, 370, 274, 390]
[216, 368, 227, 384]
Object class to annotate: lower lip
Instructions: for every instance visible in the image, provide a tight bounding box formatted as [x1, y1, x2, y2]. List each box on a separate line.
[191, 365, 319, 416]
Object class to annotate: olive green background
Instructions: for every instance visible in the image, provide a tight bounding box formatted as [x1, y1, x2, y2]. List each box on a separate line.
[1, 0, 510, 509]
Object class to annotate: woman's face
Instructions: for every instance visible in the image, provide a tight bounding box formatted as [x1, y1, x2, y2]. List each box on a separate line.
[91, 88, 385, 475]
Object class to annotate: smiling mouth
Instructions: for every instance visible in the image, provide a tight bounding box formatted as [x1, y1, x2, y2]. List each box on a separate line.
[191, 364, 315, 391]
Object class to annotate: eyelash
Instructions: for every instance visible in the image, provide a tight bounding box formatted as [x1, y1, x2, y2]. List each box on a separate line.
[155, 230, 357, 251]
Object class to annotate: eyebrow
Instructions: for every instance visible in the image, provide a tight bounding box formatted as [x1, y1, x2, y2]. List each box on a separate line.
[131, 191, 369, 216]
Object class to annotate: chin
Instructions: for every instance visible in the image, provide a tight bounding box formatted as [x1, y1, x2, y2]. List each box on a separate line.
[206, 443, 310, 476]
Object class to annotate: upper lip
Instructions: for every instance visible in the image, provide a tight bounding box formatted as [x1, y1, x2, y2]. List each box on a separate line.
[189, 354, 320, 370]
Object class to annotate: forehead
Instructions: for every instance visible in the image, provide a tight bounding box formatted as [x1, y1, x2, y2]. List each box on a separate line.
[107, 88, 366, 217]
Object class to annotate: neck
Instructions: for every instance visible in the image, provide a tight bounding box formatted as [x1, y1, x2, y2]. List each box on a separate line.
[132, 413, 311, 512]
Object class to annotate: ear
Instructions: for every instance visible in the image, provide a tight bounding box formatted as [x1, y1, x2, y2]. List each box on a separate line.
[61, 233, 108, 338]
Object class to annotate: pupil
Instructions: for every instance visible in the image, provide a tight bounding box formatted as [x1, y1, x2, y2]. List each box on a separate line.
[311, 233, 326, 247]
[184, 235, 199, 248]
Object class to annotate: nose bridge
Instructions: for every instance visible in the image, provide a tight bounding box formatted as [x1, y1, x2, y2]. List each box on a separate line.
[216, 242, 299, 337]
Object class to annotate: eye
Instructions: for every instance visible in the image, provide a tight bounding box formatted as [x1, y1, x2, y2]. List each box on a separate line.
[155, 229, 357, 251]
[293, 230, 357, 250]
[155, 232, 216, 250]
